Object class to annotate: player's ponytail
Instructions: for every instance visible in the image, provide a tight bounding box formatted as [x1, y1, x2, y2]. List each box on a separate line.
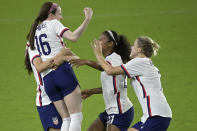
[25, 49, 33, 75]
[28, 18, 40, 50]
[137, 36, 160, 57]
[103, 30, 131, 63]
[114, 35, 131, 63]
[27, 2, 56, 50]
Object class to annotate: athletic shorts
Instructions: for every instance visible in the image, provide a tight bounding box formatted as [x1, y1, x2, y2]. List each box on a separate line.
[43, 62, 79, 101]
[99, 107, 134, 131]
[132, 116, 171, 131]
[37, 103, 62, 131]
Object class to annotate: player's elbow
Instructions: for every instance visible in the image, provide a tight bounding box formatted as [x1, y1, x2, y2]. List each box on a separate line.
[69, 36, 78, 42]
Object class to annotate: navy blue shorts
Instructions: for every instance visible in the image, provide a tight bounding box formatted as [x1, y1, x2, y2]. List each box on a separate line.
[99, 107, 134, 131]
[132, 116, 171, 131]
[43, 62, 79, 101]
[37, 103, 62, 131]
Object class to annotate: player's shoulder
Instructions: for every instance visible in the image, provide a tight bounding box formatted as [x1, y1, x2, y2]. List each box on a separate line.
[106, 52, 121, 60]
[48, 19, 62, 25]
[125, 58, 148, 67]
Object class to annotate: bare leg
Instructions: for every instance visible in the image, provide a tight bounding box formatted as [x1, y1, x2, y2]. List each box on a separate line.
[127, 128, 139, 131]
[64, 85, 83, 131]
[64, 85, 82, 113]
[53, 100, 70, 118]
[87, 117, 105, 131]
[48, 128, 60, 131]
[107, 124, 120, 131]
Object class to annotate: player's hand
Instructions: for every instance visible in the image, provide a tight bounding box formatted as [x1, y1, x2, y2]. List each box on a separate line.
[92, 39, 102, 57]
[47, 58, 55, 68]
[53, 56, 64, 68]
[84, 7, 93, 20]
[81, 89, 93, 100]
[69, 59, 88, 68]
[61, 47, 72, 56]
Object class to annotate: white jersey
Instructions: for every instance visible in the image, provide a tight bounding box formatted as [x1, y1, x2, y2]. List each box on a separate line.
[34, 19, 69, 77]
[101, 53, 133, 115]
[27, 43, 51, 106]
[121, 58, 172, 123]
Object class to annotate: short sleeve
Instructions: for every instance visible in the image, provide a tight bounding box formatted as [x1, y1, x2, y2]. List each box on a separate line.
[52, 20, 69, 37]
[27, 45, 40, 65]
[120, 58, 144, 78]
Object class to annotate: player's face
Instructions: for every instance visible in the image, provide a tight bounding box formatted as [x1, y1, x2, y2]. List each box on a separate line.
[54, 7, 62, 21]
[98, 34, 109, 52]
[130, 39, 141, 58]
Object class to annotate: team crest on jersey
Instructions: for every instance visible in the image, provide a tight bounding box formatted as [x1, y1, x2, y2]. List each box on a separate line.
[52, 117, 59, 125]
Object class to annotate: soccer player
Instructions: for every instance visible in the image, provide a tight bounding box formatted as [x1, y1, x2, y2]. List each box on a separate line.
[70, 30, 134, 131]
[92, 36, 172, 131]
[25, 42, 78, 131]
[27, 2, 93, 131]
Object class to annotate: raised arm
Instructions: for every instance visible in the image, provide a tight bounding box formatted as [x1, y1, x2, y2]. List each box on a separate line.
[62, 8, 93, 42]
[69, 59, 103, 71]
[92, 40, 125, 75]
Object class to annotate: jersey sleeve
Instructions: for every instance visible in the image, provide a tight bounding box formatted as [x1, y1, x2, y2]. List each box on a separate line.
[120, 59, 144, 78]
[106, 56, 122, 67]
[28, 46, 40, 65]
[52, 20, 69, 37]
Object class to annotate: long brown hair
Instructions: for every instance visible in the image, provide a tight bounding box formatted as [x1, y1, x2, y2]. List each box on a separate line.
[27, 2, 58, 50]
[103, 30, 131, 63]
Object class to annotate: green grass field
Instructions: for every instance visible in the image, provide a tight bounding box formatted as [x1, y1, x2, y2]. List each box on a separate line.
[0, 0, 197, 130]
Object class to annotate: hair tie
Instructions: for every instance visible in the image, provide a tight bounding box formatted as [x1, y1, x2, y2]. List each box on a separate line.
[48, 3, 58, 14]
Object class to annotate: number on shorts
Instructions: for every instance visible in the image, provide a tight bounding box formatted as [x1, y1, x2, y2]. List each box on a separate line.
[107, 115, 115, 124]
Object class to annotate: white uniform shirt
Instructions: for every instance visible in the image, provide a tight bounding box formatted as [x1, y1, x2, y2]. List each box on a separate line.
[121, 58, 172, 123]
[101, 53, 133, 114]
[27, 44, 51, 106]
[34, 19, 69, 77]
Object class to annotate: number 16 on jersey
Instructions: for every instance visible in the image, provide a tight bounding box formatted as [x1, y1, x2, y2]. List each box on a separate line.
[35, 33, 51, 55]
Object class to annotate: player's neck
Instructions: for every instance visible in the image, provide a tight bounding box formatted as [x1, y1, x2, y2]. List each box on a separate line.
[136, 53, 147, 58]
[103, 50, 113, 58]
[46, 17, 55, 21]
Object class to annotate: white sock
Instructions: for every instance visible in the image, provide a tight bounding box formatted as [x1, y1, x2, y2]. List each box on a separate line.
[69, 112, 83, 131]
[61, 117, 71, 131]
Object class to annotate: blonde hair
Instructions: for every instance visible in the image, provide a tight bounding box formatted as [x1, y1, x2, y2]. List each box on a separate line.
[137, 36, 160, 57]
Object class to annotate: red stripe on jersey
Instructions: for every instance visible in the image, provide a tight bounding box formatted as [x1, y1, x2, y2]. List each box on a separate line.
[113, 76, 117, 94]
[38, 85, 42, 106]
[37, 72, 43, 86]
[57, 35, 65, 47]
[136, 76, 147, 98]
[147, 96, 152, 117]
[120, 65, 131, 78]
[31, 55, 40, 65]
[60, 28, 69, 37]
[117, 92, 122, 114]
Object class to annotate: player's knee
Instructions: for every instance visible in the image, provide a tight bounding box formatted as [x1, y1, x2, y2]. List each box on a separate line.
[70, 112, 83, 122]
[48, 128, 60, 131]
